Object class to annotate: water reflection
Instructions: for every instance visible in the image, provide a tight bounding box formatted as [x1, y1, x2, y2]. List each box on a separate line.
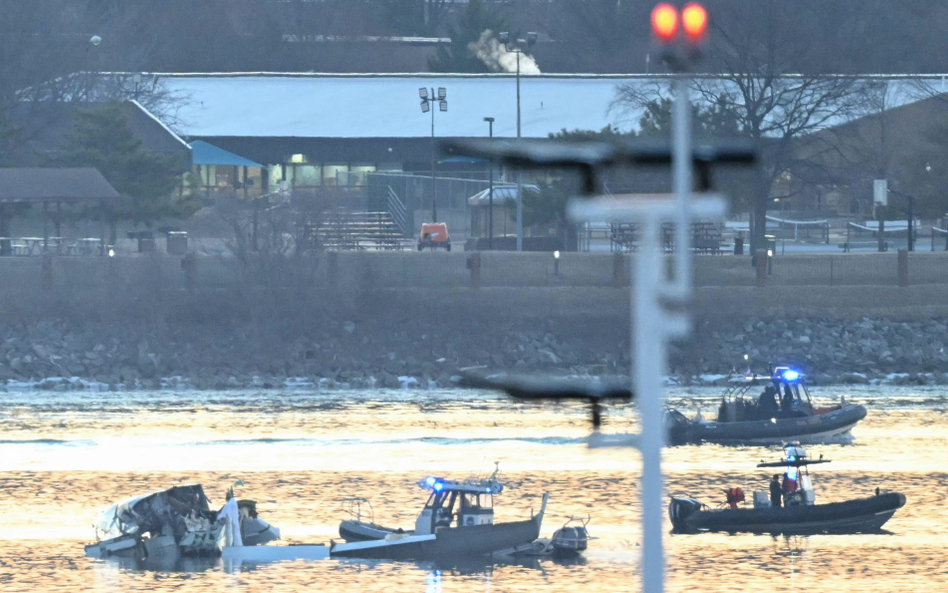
[94, 555, 220, 574]
[2, 387, 948, 592]
[425, 569, 441, 593]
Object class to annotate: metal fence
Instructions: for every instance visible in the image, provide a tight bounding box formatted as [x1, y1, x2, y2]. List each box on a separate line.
[366, 172, 488, 229]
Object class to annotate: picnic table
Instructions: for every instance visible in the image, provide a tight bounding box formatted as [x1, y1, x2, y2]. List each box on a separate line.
[0, 237, 105, 256]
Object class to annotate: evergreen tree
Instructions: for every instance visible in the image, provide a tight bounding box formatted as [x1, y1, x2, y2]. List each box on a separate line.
[54, 102, 197, 241]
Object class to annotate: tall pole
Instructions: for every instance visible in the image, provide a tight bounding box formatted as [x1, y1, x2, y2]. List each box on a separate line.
[635, 210, 666, 593]
[516, 51, 523, 252]
[907, 194, 914, 251]
[486, 117, 494, 250]
[672, 78, 693, 292]
[516, 52, 521, 138]
[431, 88, 437, 222]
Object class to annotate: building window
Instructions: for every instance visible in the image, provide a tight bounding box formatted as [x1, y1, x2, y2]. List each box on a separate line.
[322, 164, 348, 186]
[349, 164, 376, 186]
[268, 164, 284, 183]
[293, 165, 321, 186]
[290, 153, 307, 164]
[214, 166, 232, 187]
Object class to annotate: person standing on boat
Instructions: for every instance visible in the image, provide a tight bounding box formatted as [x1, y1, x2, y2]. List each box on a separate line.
[781, 472, 798, 505]
[759, 386, 779, 417]
[780, 385, 794, 417]
[770, 475, 782, 508]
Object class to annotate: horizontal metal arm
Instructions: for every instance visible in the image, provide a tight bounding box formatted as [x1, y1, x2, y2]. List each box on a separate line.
[459, 373, 633, 401]
[440, 138, 757, 194]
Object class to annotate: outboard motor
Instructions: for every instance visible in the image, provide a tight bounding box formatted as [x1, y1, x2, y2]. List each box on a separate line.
[551, 524, 590, 556]
[669, 497, 702, 530]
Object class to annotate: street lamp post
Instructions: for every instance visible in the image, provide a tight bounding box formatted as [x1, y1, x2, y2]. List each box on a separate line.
[484, 117, 494, 249]
[419, 87, 447, 222]
[499, 31, 537, 252]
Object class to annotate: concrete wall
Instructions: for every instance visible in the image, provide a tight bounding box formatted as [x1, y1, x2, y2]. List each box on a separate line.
[2, 254, 948, 327]
[1, 251, 947, 294]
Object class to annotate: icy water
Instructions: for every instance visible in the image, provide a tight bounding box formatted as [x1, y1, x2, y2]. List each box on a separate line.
[1, 386, 947, 592]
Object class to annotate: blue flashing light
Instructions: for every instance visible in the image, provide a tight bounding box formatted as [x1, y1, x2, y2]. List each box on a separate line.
[781, 369, 801, 382]
[424, 477, 436, 487]
[433, 482, 443, 492]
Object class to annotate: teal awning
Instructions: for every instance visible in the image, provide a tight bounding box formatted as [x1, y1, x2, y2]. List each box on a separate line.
[438, 156, 487, 165]
[189, 140, 262, 168]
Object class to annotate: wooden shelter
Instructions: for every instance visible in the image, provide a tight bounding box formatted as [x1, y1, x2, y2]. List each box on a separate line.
[0, 167, 122, 256]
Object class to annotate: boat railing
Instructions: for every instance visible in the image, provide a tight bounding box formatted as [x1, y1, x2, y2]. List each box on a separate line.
[720, 381, 758, 401]
[341, 497, 375, 524]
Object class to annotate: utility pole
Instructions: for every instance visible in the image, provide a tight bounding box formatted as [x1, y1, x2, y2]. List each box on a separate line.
[484, 117, 495, 249]
[499, 31, 537, 252]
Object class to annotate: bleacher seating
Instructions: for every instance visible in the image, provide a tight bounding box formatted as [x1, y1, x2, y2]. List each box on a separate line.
[305, 209, 407, 251]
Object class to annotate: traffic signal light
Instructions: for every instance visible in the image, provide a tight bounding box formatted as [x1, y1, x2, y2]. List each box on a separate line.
[650, 2, 708, 70]
[651, 3, 679, 43]
[681, 2, 708, 42]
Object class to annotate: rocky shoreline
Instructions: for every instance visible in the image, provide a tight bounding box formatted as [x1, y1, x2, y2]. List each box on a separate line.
[1, 317, 946, 391]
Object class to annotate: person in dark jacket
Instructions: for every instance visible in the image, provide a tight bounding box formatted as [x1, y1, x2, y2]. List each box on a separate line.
[769, 474, 782, 508]
[759, 386, 779, 417]
[780, 385, 794, 416]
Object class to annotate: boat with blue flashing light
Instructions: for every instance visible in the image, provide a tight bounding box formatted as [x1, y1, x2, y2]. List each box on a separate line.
[669, 444, 906, 534]
[664, 365, 867, 445]
[333, 467, 549, 560]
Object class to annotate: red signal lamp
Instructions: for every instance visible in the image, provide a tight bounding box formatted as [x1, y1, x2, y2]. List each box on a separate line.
[681, 2, 708, 42]
[651, 3, 679, 43]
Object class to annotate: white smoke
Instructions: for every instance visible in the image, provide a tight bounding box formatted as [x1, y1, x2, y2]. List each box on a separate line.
[469, 30, 541, 74]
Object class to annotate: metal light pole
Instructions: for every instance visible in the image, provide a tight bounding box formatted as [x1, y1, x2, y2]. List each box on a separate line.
[484, 117, 495, 249]
[420, 87, 447, 222]
[499, 32, 537, 252]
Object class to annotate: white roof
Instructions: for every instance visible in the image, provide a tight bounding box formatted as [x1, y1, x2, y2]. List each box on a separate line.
[156, 73, 948, 140]
[164, 73, 639, 139]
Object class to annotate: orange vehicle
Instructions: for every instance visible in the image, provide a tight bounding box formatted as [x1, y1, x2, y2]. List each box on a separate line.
[418, 222, 451, 251]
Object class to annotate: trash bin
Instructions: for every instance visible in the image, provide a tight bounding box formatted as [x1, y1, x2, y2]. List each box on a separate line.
[733, 234, 744, 255]
[129, 230, 155, 253]
[167, 231, 188, 255]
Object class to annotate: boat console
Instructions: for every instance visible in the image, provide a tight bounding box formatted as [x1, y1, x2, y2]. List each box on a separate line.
[756, 444, 830, 507]
[414, 475, 503, 534]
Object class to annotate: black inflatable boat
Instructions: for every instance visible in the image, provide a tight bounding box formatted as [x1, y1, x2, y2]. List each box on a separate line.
[669, 445, 906, 535]
[665, 366, 867, 445]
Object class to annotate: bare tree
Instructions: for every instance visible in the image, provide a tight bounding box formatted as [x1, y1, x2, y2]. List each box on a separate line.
[616, 1, 869, 252]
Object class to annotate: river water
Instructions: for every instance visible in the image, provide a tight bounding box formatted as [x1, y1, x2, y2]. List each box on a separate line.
[1, 386, 946, 592]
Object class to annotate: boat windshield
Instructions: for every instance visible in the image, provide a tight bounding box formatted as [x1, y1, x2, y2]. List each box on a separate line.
[460, 493, 493, 510]
[424, 491, 450, 510]
[780, 382, 812, 407]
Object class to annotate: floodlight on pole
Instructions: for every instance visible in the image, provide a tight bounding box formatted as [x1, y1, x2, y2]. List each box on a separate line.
[499, 31, 509, 44]
[419, 87, 447, 223]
